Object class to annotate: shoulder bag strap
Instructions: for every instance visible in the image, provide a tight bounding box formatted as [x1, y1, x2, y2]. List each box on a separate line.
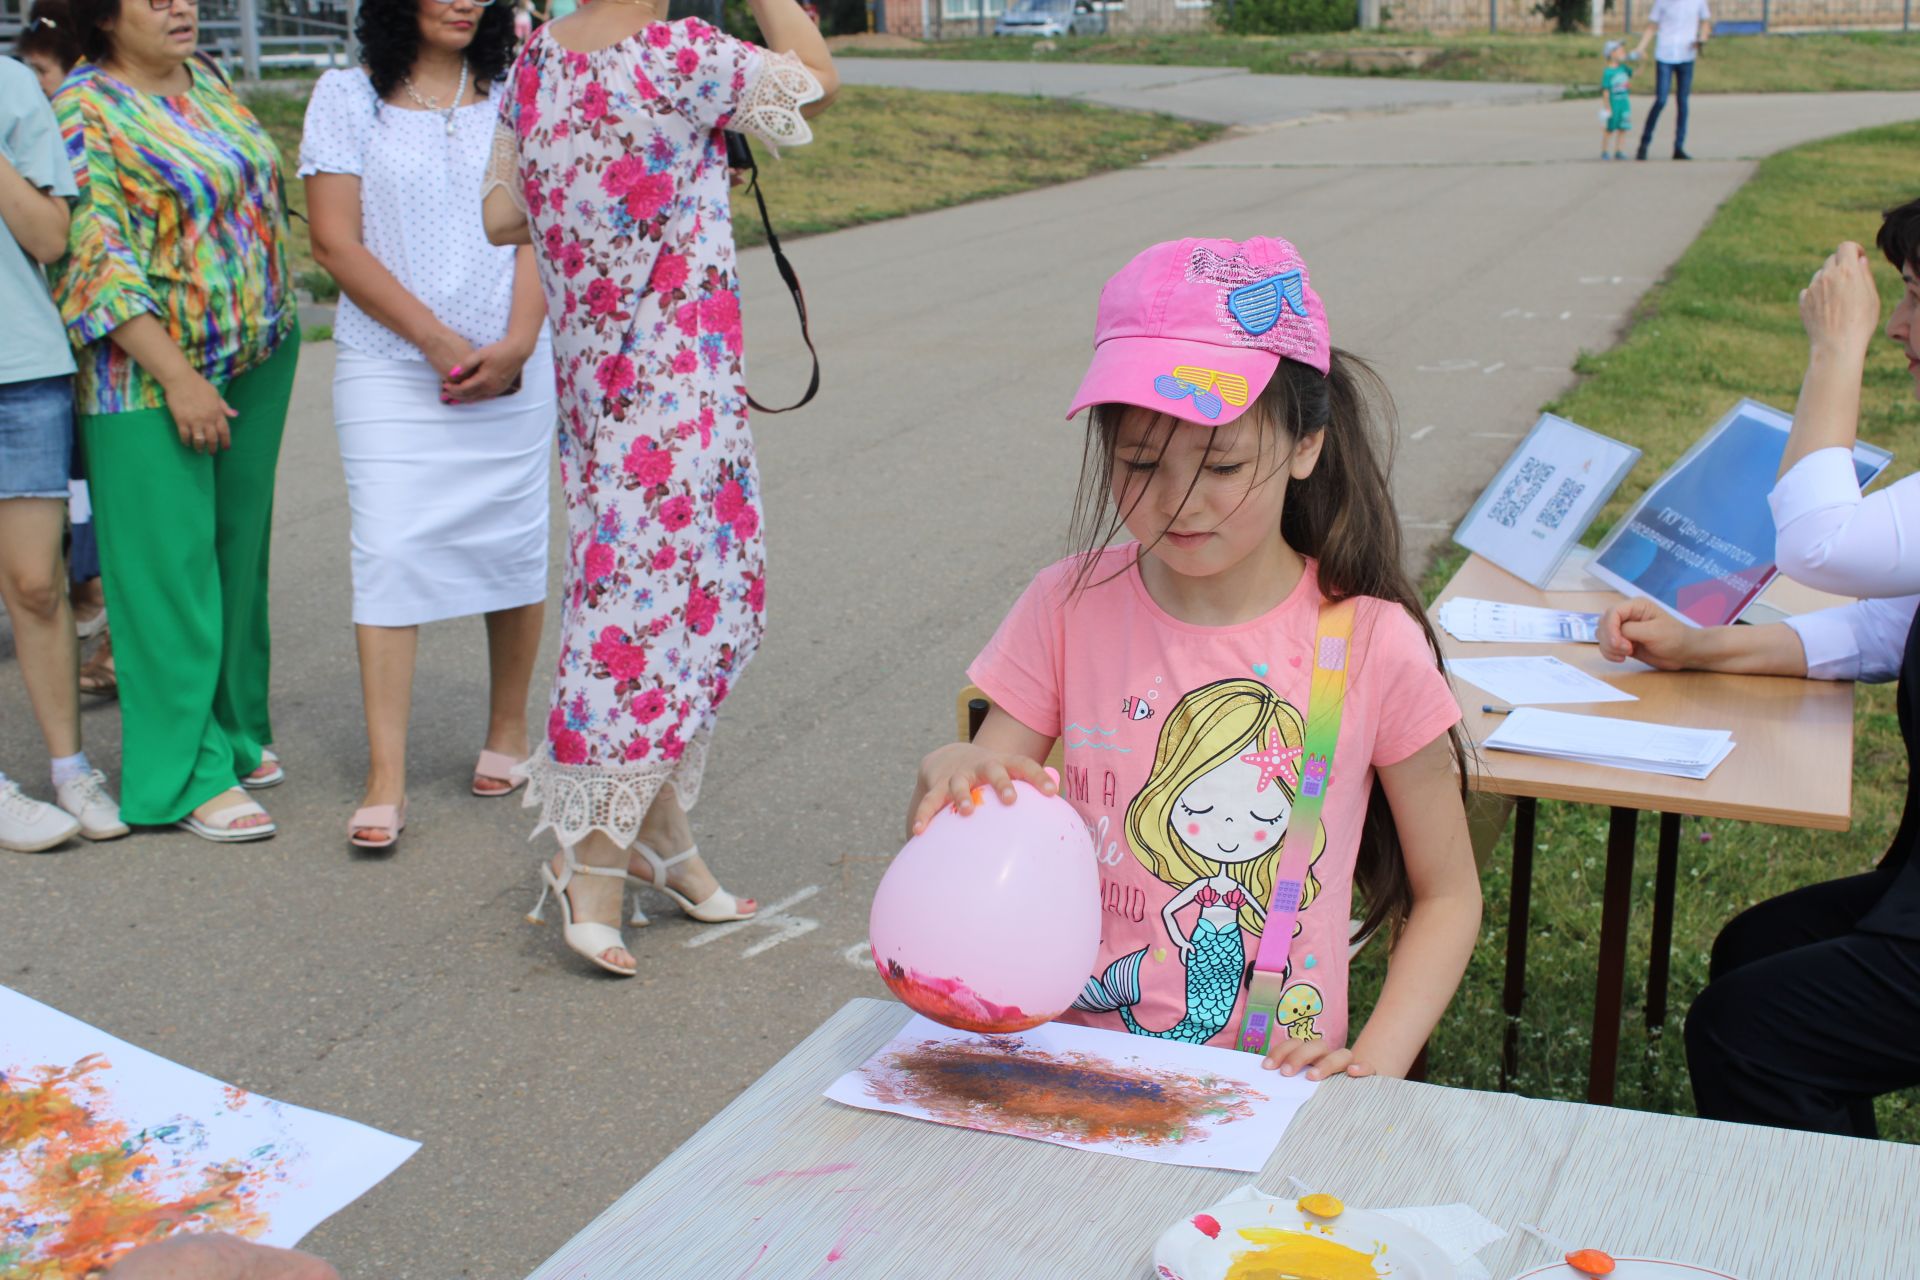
[1234, 594, 1359, 1055]
[729, 132, 819, 415]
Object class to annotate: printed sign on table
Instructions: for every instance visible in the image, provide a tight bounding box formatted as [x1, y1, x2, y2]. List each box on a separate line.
[1590, 399, 1892, 627]
[1453, 414, 1641, 588]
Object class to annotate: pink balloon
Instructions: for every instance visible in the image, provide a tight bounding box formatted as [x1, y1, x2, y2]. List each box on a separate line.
[870, 776, 1099, 1033]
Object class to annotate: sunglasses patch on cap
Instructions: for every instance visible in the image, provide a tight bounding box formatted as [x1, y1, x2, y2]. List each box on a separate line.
[1153, 366, 1249, 420]
[1226, 271, 1307, 336]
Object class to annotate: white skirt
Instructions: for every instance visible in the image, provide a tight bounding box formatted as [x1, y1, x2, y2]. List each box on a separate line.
[333, 339, 556, 627]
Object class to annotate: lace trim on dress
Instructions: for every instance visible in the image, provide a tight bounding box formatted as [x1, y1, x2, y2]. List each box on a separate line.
[515, 724, 712, 849]
[733, 50, 824, 156]
[481, 120, 529, 219]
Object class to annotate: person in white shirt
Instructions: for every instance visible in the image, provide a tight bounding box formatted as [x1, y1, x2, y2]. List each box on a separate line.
[1596, 198, 1920, 1135]
[1630, 0, 1711, 160]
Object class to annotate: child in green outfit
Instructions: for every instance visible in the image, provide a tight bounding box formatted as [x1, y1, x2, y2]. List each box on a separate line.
[1601, 40, 1635, 160]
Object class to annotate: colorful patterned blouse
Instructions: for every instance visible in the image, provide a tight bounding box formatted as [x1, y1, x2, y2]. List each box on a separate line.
[52, 60, 295, 415]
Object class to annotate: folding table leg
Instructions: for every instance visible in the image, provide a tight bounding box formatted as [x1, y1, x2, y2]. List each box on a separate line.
[1500, 797, 1538, 1092]
[1588, 807, 1639, 1106]
[1646, 813, 1681, 1031]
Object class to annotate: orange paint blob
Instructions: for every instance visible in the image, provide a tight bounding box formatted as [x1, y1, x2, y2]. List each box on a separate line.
[1296, 1193, 1344, 1219]
[1566, 1248, 1617, 1276]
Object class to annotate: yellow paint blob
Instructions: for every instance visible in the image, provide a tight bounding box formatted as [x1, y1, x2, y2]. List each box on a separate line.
[1296, 1193, 1345, 1219]
[1225, 1227, 1379, 1280]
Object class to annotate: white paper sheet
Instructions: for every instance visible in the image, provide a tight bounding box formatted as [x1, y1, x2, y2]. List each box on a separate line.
[1480, 708, 1734, 779]
[1446, 656, 1637, 706]
[824, 1014, 1314, 1171]
[0, 985, 419, 1268]
[1437, 598, 1601, 644]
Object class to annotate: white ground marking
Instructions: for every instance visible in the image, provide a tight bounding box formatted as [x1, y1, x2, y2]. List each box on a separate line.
[1416, 358, 1482, 373]
[844, 941, 874, 971]
[681, 884, 822, 958]
[1409, 424, 1438, 442]
[1481, 361, 1507, 375]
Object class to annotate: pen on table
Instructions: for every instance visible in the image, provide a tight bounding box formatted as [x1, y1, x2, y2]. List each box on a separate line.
[1482, 704, 1516, 716]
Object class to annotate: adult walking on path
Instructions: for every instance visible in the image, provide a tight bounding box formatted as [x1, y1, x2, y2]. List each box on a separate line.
[1599, 206, 1920, 1135]
[1633, 0, 1712, 160]
[483, 0, 836, 974]
[301, 0, 555, 852]
[52, 0, 300, 842]
[0, 52, 125, 850]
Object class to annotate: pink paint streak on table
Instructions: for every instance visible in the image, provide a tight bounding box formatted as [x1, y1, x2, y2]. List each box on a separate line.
[522, 998, 1920, 1279]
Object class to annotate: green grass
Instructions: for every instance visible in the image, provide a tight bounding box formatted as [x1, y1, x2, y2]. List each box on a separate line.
[1359, 120, 1920, 1139]
[848, 30, 1920, 95]
[242, 82, 1216, 290]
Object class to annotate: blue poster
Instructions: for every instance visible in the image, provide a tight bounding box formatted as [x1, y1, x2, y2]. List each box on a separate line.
[1591, 399, 1892, 627]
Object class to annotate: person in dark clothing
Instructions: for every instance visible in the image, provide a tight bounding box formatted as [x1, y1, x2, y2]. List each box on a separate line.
[1596, 198, 1920, 1135]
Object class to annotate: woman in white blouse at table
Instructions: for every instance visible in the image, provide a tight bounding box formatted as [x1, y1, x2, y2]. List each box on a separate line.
[1599, 199, 1920, 1136]
[300, 0, 555, 850]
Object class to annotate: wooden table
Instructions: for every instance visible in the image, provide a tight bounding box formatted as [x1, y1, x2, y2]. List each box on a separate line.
[1432, 556, 1858, 1105]
[526, 998, 1918, 1279]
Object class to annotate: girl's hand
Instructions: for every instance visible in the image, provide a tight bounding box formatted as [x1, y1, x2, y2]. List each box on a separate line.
[908, 742, 1056, 837]
[1801, 241, 1881, 361]
[1262, 1038, 1376, 1081]
[164, 370, 239, 453]
[442, 341, 530, 404]
[1599, 598, 1696, 670]
[1171, 931, 1195, 964]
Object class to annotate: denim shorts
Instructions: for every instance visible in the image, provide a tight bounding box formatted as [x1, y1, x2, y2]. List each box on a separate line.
[0, 374, 75, 500]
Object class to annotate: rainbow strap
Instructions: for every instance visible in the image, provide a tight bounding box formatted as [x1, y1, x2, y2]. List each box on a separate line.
[1235, 595, 1358, 1056]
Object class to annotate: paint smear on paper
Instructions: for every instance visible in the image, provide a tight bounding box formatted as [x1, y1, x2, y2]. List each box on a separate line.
[0, 1055, 277, 1279]
[876, 959, 1042, 1034]
[859, 1036, 1259, 1147]
[1225, 1227, 1381, 1280]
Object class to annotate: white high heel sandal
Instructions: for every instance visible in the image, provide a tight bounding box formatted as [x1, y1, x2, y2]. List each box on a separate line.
[527, 846, 637, 976]
[624, 839, 757, 927]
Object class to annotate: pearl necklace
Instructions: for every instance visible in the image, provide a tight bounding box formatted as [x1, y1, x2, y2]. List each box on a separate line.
[402, 61, 469, 136]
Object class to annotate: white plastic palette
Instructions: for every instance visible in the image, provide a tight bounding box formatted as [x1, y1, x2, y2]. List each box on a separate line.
[1154, 1191, 1453, 1280]
[1507, 1261, 1745, 1280]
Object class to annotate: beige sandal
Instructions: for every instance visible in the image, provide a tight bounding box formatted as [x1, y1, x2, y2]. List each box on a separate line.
[177, 788, 276, 843]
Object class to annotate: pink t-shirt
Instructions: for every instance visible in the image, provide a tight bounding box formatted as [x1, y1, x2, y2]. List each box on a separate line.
[968, 548, 1460, 1052]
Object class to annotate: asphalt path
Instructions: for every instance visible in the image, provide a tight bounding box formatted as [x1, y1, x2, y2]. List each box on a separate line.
[2, 75, 1917, 1278]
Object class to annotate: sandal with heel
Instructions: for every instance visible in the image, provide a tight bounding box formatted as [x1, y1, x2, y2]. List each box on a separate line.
[528, 847, 637, 976]
[624, 839, 756, 927]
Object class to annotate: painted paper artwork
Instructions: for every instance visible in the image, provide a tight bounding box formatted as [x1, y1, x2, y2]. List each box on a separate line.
[1, 986, 419, 1277]
[824, 1015, 1316, 1171]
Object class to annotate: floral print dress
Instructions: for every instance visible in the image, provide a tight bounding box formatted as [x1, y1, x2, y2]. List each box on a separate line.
[486, 18, 821, 847]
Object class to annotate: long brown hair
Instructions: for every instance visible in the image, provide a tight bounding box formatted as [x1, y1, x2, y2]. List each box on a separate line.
[1066, 350, 1470, 945]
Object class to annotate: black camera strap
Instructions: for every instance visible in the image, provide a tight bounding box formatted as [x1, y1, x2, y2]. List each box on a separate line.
[730, 132, 820, 415]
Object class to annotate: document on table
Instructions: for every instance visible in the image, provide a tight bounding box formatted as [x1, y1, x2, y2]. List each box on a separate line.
[1480, 708, 1735, 779]
[1437, 597, 1601, 644]
[1446, 656, 1637, 705]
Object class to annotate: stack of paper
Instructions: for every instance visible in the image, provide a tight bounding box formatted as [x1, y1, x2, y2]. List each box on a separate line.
[1438, 597, 1600, 644]
[1481, 708, 1734, 779]
[1446, 656, 1635, 705]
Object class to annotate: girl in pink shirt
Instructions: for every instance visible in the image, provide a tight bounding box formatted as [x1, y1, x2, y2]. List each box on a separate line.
[908, 237, 1482, 1082]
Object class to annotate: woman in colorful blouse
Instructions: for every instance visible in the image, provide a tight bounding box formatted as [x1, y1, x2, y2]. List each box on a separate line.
[52, 0, 299, 841]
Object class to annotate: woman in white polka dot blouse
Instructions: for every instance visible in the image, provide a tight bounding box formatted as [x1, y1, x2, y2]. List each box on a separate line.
[300, 0, 555, 851]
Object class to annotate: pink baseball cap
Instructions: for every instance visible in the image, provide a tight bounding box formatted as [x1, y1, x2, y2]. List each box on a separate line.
[1066, 236, 1331, 428]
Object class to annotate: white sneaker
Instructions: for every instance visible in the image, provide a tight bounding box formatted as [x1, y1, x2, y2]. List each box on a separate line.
[55, 769, 130, 841]
[0, 779, 82, 852]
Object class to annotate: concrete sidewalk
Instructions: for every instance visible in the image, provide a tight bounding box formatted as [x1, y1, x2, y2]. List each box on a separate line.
[1, 85, 1916, 1279]
[833, 56, 1561, 125]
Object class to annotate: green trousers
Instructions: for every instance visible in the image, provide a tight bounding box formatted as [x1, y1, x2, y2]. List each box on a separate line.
[81, 332, 300, 825]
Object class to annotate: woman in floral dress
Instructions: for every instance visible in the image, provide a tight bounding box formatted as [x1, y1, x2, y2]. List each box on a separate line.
[484, 0, 834, 974]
